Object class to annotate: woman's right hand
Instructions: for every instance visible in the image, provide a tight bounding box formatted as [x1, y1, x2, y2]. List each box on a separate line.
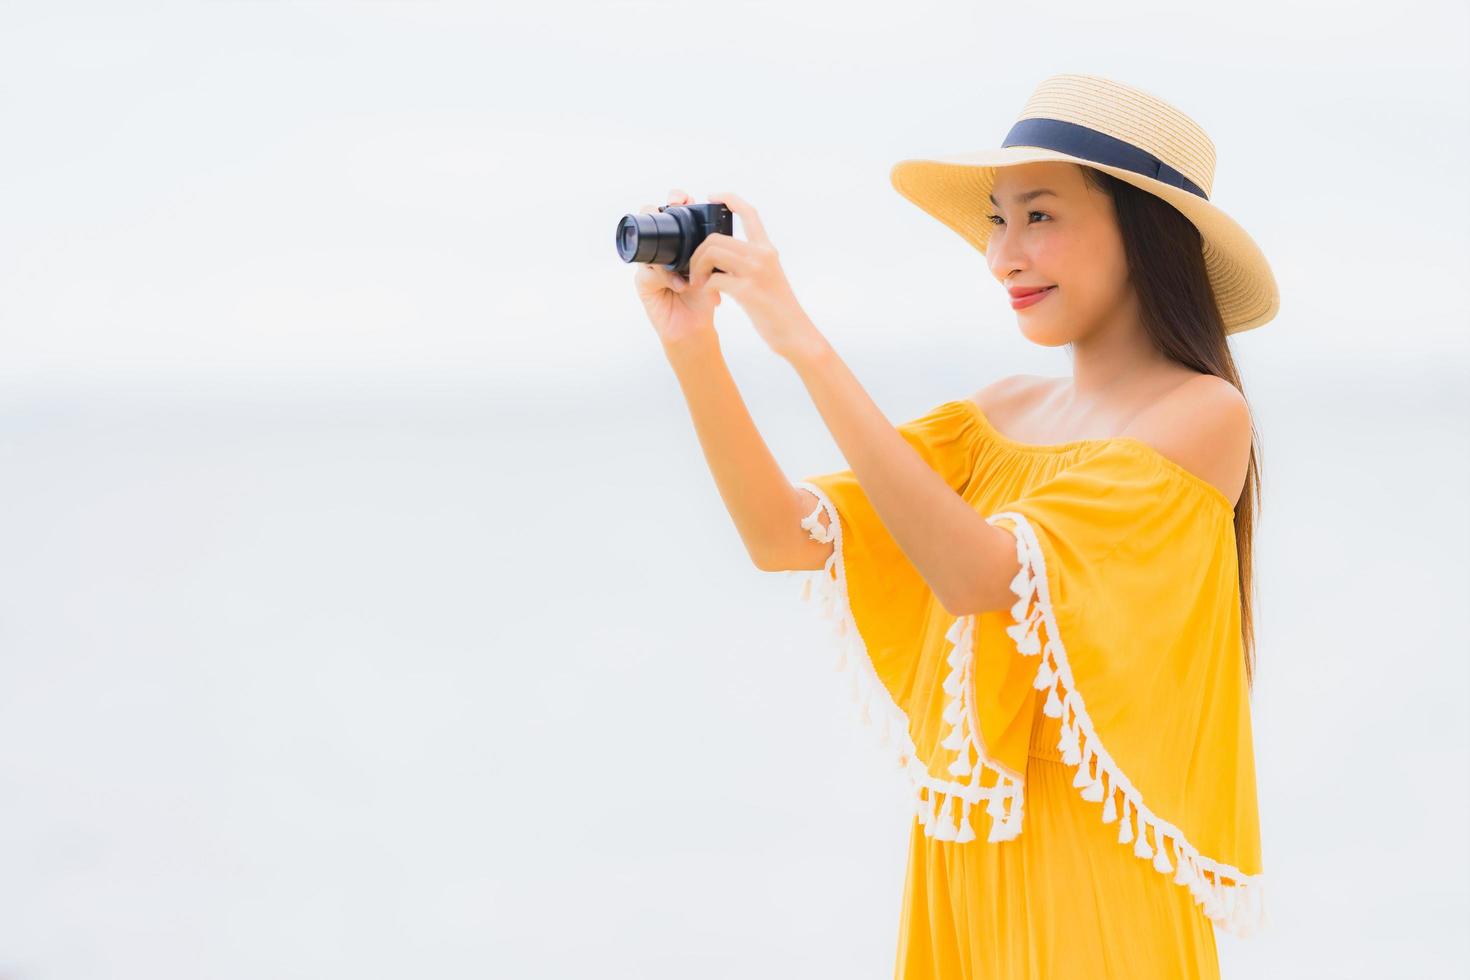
[632, 189, 722, 347]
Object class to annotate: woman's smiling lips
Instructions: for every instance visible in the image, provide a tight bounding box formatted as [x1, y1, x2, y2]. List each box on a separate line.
[1009, 285, 1057, 310]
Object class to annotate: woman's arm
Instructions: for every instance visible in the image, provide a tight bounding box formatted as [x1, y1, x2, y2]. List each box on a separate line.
[660, 327, 835, 573]
[781, 335, 1020, 616]
[661, 190, 1014, 611]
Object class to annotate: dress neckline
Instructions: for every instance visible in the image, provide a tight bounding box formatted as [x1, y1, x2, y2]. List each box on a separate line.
[953, 397, 1235, 514]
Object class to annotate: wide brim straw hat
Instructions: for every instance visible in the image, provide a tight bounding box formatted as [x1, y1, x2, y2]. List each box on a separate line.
[890, 73, 1279, 335]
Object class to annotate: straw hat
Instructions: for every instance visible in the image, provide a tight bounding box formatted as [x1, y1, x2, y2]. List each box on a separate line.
[889, 73, 1279, 334]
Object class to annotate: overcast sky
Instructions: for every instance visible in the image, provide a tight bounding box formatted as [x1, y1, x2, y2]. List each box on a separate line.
[0, 0, 1465, 386]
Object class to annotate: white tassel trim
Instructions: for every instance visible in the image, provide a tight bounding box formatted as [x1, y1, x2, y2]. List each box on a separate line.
[787, 482, 1023, 846]
[983, 510, 1268, 939]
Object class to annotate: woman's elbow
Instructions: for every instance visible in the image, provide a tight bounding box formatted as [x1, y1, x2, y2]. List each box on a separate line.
[944, 526, 1023, 617]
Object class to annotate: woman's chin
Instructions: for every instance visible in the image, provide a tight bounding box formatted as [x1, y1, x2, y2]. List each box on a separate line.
[1016, 318, 1076, 348]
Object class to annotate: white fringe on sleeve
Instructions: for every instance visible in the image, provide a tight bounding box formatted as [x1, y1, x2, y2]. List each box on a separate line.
[787, 481, 1024, 846]
[985, 510, 1268, 938]
[780, 480, 1267, 939]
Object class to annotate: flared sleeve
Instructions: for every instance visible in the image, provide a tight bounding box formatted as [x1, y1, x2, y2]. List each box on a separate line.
[793, 399, 977, 688]
[787, 400, 1027, 849]
[968, 441, 1266, 936]
[787, 424, 1265, 939]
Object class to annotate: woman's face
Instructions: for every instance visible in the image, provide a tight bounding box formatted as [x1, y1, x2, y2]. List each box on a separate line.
[985, 161, 1134, 347]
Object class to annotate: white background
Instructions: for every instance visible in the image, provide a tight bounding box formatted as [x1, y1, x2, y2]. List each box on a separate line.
[0, 1, 1466, 977]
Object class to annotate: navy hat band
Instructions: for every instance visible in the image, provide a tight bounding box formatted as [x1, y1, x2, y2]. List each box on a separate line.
[1000, 117, 1209, 201]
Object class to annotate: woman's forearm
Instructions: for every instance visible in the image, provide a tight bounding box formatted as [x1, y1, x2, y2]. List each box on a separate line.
[785, 334, 1002, 614]
[661, 329, 825, 570]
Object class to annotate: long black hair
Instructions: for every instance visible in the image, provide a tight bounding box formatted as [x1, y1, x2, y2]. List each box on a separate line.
[1078, 164, 1262, 692]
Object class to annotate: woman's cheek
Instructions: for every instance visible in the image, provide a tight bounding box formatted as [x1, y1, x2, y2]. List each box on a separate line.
[1029, 238, 1066, 278]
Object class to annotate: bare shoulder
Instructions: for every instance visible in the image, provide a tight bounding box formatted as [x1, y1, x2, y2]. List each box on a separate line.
[969, 374, 1054, 415]
[1123, 374, 1253, 507]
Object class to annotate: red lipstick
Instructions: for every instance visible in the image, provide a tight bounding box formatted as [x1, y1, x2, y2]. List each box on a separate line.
[1009, 285, 1056, 310]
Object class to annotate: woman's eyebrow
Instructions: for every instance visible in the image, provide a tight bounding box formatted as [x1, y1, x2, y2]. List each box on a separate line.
[988, 189, 1058, 205]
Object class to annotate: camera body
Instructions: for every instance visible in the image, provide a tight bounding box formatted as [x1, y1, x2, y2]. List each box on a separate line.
[615, 202, 733, 278]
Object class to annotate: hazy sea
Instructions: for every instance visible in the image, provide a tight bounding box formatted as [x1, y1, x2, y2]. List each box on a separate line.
[0, 349, 1464, 978]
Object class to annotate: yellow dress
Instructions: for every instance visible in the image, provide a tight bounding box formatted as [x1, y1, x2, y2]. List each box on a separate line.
[788, 397, 1265, 979]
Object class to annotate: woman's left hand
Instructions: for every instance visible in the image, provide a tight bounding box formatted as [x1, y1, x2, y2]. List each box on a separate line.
[687, 192, 824, 363]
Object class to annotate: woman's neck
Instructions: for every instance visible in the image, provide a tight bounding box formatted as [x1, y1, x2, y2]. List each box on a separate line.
[1061, 290, 1179, 407]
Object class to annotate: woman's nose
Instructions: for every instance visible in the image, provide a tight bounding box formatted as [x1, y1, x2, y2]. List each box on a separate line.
[988, 239, 1025, 283]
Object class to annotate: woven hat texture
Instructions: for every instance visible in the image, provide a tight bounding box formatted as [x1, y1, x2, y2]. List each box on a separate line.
[890, 73, 1279, 334]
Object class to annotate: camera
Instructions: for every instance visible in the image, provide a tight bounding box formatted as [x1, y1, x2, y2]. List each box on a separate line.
[615, 201, 732, 279]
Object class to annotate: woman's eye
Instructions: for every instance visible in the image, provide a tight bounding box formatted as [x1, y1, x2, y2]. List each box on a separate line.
[985, 211, 1051, 226]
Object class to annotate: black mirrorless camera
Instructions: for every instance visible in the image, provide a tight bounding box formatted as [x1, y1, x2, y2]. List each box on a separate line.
[615, 202, 732, 279]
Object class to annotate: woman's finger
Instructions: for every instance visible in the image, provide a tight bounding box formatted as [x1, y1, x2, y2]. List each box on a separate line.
[658, 266, 686, 292]
[688, 238, 748, 290]
[707, 192, 768, 246]
[636, 263, 683, 292]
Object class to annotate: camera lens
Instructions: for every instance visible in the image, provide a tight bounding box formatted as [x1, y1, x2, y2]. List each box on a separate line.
[614, 210, 687, 267]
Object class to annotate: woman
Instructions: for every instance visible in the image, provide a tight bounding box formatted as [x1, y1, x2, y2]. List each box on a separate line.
[631, 73, 1271, 979]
